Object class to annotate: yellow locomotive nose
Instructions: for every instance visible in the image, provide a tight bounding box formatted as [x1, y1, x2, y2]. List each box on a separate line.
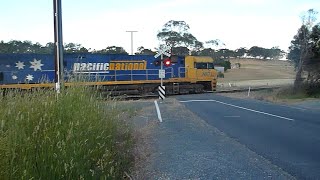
[183, 56, 218, 92]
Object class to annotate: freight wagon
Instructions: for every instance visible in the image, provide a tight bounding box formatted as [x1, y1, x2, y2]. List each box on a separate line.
[0, 54, 217, 95]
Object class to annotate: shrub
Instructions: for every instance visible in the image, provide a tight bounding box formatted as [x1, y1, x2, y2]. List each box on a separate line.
[217, 72, 225, 78]
[0, 87, 133, 179]
[235, 62, 241, 68]
[276, 85, 309, 99]
[214, 59, 231, 71]
[223, 61, 231, 71]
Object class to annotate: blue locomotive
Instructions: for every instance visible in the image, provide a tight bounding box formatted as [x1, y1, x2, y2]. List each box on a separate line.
[0, 54, 217, 95]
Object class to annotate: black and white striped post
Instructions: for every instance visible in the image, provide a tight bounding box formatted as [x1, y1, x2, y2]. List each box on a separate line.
[158, 85, 165, 100]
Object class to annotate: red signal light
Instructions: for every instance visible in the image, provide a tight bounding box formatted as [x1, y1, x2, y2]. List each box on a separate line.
[163, 58, 171, 67]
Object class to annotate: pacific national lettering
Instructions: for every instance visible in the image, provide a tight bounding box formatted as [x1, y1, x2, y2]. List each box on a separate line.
[73, 61, 147, 72]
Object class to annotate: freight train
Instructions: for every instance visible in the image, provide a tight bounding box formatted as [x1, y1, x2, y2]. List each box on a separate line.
[0, 54, 217, 95]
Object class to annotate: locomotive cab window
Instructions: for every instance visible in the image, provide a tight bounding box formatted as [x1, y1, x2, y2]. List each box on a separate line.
[195, 63, 207, 69]
[208, 63, 214, 69]
[195, 63, 214, 69]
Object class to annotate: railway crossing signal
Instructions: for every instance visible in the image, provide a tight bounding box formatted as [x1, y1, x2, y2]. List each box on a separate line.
[154, 58, 171, 67]
[154, 46, 171, 100]
[154, 46, 171, 59]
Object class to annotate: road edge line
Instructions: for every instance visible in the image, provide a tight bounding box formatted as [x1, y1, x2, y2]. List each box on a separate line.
[154, 100, 163, 122]
[180, 99, 294, 121]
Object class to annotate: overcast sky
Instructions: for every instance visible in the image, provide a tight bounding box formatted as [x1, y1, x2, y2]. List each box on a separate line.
[0, 0, 319, 53]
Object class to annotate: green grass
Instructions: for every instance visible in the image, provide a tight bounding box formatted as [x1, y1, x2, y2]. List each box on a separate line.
[0, 86, 134, 179]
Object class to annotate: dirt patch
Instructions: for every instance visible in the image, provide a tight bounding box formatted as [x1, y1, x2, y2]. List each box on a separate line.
[218, 89, 280, 102]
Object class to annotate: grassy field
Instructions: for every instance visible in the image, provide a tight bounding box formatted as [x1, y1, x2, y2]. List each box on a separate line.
[0, 87, 135, 179]
[219, 58, 295, 82]
[217, 59, 320, 107]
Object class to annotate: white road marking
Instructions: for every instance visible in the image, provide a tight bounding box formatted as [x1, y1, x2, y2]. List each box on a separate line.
[180, 99, 295, 121]
[154, 100, 163, 122]
[224, 115, 241, 118]
[282, 105, 307, 111]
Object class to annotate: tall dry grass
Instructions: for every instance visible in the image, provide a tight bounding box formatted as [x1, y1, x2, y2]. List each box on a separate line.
[0, 86, 134, 179]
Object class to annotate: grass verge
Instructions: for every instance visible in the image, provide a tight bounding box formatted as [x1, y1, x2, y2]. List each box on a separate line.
[273, 85, 320, 102]
[0, 86, 134, 179]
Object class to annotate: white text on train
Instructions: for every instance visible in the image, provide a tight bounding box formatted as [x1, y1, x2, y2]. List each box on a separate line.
[73, 63, 109, 72]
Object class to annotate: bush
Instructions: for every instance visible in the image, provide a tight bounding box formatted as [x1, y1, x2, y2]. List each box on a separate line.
[306, 82, 320, 97]
[0, 87, 133, 179]
[223, 61, 231, 71]
[217, 72, 225, 78]
[276, 84, 320, 99]
[214, 59, 231, 71]
[276, 85, 308, 99]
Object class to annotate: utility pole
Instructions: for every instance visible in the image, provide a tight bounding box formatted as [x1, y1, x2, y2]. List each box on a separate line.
[53, 0, 64, 93]
[126, 30, 138, 55]
[160, 54, 163, 86]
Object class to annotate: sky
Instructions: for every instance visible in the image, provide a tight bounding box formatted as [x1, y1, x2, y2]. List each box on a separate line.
[0, 0, 319, 53]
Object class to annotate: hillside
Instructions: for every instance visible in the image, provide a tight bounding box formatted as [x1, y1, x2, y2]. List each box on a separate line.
[217, 59, 295, 88]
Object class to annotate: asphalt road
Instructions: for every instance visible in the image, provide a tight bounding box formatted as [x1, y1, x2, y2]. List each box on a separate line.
[177, 94, 320, 179]
[132, 98, 292, 179]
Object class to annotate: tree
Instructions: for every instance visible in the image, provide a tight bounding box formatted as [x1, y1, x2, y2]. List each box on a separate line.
[0, 40, 47, 54]
[135, 46, 155, 55]
[205, 39, 225, 49]
[288, 9, 318, 90]
[310, 24, 320, 58]
[193, 48, 215, 56]
[304, 24, 320, 93]
[157, 20, 203, 53]
[64, 43, 89, 53]
[234, 47, 247, 58]
[268, 47, 284, 60]
[248, 46, 264, 58]
[0, 40, 11, 53]
[96, 46, 128, 54]
[215, 49, 234, 59]
[172, 46, 190, 56]
[36, 42, 54, 54]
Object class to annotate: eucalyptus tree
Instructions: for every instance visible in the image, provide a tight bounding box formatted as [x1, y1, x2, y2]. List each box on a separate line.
[288, 9, 318, 89]
[157, 20, 203, 54]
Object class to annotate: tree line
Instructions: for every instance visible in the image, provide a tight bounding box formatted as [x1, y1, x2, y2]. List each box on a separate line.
[155, 20, 284, 60]
[0, 40, 128, 55]
[0, 39, 284, 60]
[136, 45, 285, 60]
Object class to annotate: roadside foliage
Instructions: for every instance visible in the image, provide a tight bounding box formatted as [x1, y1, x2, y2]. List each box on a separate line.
[0, 87, 134, 179]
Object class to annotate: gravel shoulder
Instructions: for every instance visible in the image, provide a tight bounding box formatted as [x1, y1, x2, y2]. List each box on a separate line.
[217, 79, 294, 89]
[131, 98, 295, 179]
